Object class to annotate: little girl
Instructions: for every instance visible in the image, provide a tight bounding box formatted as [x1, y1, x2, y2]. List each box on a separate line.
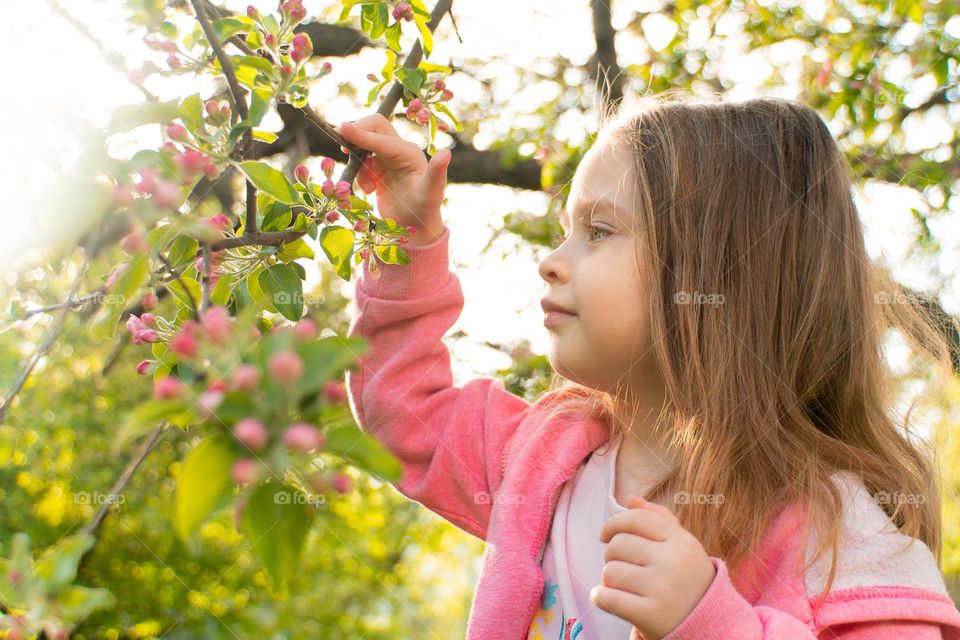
[334, 91, 960, 639]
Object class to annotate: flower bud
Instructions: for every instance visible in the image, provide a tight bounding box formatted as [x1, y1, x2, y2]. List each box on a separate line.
[293, 318, 318, 340]
[331, 472, 352, 494]
[282, 422, 324, 453]
[353, 220, 368, 232]
[141, 313, 157, 326]
[320, 61, 332, 74]
[441, 89, 453, 101]
[111, 183, 136, 208]
[434, 80, 445, 91]
[204, 213, 232, 232]
[120, 231, 149, 255]
[323, 380, 347, 405]
[320, 157, 335, 178]
[136, 360, 152, 375]
[416, 108, 430, 125]
[197, 389, 224, 419]
[266, 34, 277, 48]
[246, 5, 258, 18]
[201, 305, 232, 343]
[170, 329, 199, 358]
[326, 211, 340, 223]
[437, 120, 449, 133]
[167, 54, 181, 69]
[280, 64, 293, 77]
[166, 124, 188, 141]
[267, 350, 304, 384]
[333, 180, 351, 198]
[320, 179, 335, 197]
[154, 376, 185, 400]
[232, 364, 261, 392]
[409, 97, 423, 111]
[233, 418, 269, 450]
[142, 292, 159, 310]
[152, 180, 182, 209]
[231, 458, 260, 485]
[359, 248, 370, 260]
[291, 32, 313, 63]
[294, 164, 310, 184]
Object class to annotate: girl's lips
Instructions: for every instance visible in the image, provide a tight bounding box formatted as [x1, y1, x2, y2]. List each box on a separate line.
[544, 310, 576, 328]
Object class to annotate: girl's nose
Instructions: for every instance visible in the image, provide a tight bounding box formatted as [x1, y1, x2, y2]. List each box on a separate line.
[538, 246, 569, 283]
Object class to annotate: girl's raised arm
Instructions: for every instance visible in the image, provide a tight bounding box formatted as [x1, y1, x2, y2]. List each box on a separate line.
[345, 226, 533, 540]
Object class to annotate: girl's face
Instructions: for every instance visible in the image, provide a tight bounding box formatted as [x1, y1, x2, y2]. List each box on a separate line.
[538, 136, 657, 395]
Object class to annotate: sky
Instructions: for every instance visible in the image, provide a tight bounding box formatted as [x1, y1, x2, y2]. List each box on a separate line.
[1, 0, 957, 389]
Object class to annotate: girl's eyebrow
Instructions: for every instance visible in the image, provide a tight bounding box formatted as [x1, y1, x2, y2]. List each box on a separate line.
[560, 198, 616, 228]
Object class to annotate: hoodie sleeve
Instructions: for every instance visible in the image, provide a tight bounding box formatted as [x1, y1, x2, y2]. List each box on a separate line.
[640, 557, 960, 640]
[344, 224, 531, 541]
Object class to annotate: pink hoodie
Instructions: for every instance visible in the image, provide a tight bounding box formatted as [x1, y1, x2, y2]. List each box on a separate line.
[345, 225, 960, 639]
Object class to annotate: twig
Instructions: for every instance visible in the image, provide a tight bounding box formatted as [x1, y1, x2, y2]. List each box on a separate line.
[81, 423, 170, 538]
[190, 0, 259, 237]
[157, 253, 199, 319]
[23, 287, 107, 319]
[0, 260, 89, 422]
[201, 244, 212, 313]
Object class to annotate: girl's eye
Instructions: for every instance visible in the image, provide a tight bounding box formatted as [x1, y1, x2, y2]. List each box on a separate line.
[587, 225, 611, 241]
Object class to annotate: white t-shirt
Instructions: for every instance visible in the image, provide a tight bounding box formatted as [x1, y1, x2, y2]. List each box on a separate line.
[526, 435, 635, 640]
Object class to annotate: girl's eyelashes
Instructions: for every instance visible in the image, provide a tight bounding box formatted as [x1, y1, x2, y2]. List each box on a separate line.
[586, 224, 611, 242]
[558, 222, 612, 245]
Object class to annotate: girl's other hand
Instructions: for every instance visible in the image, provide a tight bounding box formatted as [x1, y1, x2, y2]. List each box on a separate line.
[334, 114, 452, 247]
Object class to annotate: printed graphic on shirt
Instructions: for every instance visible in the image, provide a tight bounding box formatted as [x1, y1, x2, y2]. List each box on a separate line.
[527, 578, 584, 640]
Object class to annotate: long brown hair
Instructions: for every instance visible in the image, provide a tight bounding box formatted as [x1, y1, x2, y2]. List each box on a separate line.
[535, 89, 957, 604]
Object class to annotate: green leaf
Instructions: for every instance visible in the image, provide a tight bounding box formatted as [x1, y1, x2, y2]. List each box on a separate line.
[166, 235, 199, 269]
[413, 14, 433, 58]
[228, 120, 253, 146]
[91, 253, 151, 339]
[261, 201, 293, 231]
[211, 16, 255, 41]
[374, 244, 410, 265]
[258, 263, 303, 320]
[250, 87, 273, 127]
[319, 225, 355, 281]
[253, 130, 279, 143]
[434, 103, 463, 132]
[384, 21, 402, 52]
[175, 436, 235, 542]
[241, 480, 314, 588]
[34, 534, 96, 593]
[396, 67, 426, 96]
[107, 101, 181, 132]
[178, 94, 204, 134]
[167, 275, 202, 312]
[115, 399, 196, 453]
[237, 161, 299, 204]
[277, 237, 315, 261]
[231, 54, 276, 75]
[56, 585, 117, 623]
[261, 14, 280, 35]
[295, 336, 367, 401]
[324, 423, 402, 482]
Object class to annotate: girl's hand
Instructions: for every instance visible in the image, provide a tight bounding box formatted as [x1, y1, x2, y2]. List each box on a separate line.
[333, 114, 452, 248]
[593, 495, 717, 640]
